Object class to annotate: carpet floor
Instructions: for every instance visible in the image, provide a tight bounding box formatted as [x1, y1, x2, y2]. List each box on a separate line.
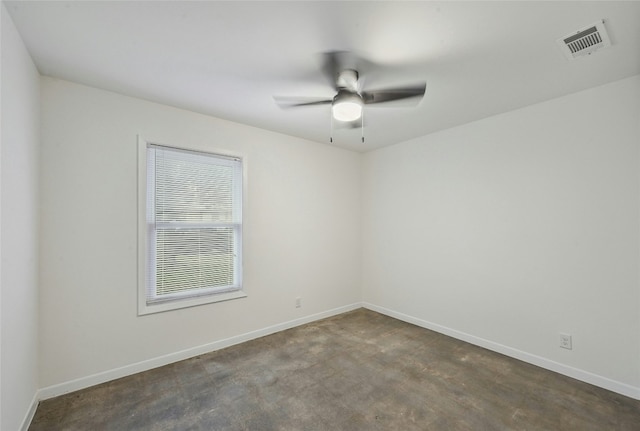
[29, 308, 640, 430]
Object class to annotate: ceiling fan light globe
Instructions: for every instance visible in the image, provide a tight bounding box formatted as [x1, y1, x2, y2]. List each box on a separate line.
[332, 92, 364, 122]
[332, 101, 362, 122]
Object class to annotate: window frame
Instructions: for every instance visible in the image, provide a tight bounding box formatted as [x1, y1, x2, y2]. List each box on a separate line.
[137, 136, 246, 316]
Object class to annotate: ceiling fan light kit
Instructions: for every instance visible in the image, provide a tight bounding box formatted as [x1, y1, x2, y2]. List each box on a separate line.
[332, 91, 364, 122]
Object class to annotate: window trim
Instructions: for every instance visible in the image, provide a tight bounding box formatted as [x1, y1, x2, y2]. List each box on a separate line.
[137, 136, 246, 316]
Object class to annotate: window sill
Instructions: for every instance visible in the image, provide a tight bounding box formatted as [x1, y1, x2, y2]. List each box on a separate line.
[138, 289, 247, 316]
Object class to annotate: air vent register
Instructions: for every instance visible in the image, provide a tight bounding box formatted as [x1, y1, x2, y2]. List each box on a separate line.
[557, 20, 611, 60]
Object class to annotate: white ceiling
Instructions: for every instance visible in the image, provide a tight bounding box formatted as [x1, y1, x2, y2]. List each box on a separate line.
[5, 1, 640, 152]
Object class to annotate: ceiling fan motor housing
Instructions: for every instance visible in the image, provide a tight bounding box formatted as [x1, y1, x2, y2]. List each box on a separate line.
[337, 69, 359, 91]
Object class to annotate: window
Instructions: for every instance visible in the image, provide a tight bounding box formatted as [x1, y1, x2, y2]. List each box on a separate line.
[138, 138, 245, 315]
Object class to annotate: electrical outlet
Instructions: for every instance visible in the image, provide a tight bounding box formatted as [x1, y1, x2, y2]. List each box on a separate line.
[560, 333, 572, 350]
[295, 297, 302, 308]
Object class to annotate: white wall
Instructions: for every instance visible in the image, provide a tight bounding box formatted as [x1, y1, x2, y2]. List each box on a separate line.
[0, 4, 41, 430]
[362, 75, 640, 396]
[39, 77, 362, 390]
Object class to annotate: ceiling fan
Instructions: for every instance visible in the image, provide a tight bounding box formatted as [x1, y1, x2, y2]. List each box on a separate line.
[274, 51, 426, 142]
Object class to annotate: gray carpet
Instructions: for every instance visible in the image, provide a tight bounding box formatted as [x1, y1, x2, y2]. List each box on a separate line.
[29, 309, 640, 430]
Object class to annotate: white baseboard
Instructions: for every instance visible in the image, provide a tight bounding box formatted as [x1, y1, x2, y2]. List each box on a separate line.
[19, 391, 39, 431]
[37, 302, 362, 401]
[363, 302, 640, 401]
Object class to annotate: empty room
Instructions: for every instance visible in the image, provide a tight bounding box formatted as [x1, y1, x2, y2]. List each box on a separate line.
[2, 1, 640, 430]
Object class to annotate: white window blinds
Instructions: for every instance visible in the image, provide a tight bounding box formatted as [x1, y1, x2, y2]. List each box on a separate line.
[146, 144, 242, 304]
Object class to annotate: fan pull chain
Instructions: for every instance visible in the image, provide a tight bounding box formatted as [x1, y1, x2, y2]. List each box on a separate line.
[329, 110, 366, 144]
[330, 111, 334, 143]
[361, 109, 365, 143]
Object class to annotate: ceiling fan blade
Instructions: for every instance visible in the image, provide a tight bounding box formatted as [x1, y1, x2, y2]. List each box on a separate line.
[320, 51, 351, 90]
[362, 83, 426, 105]
[334, 117, 362, 129]
[345, 119, 362, 129]
[273, 96, 333, 109]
